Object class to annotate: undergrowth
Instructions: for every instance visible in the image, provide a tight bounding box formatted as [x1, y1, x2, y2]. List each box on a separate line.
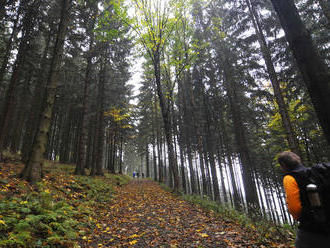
[182, 194, 296, 246]
[0, 162, 130, 248]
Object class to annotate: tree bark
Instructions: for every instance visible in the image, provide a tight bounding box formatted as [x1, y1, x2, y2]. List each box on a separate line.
[94, 59, 106, 176]
[203, 97, 220, 202]
[153, 52, 179, 191]
[146, 143, 150, 177]
[0, 0, 40, 158]
[270, 0, 330, 145]
[20, 0, 71, 183]
[21, 29, 52, 163]
[222, 48, 259, 211]
[246, 0, 301, 155]
[0, 8, 20, 90]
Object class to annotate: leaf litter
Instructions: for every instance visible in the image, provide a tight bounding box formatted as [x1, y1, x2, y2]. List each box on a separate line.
[78, 180, 291, 248]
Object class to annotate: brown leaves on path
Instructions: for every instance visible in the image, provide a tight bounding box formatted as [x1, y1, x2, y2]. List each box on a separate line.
[79, 180, 290, 248]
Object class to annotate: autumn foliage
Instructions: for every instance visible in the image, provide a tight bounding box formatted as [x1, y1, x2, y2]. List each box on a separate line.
[0, 162, 293, 247]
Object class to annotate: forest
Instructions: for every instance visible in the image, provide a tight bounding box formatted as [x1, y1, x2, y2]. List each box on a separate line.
[0, 0, 329, 247]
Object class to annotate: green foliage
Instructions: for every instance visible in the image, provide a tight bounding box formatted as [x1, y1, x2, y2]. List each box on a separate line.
[0, 192, 80, 247]
[0, 162, 131, 247]
[95, 0, 132, 43]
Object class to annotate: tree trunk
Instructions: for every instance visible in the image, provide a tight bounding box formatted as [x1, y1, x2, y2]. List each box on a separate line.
[0, 0, 40, 158]
[108, 133, 115, 173]
[94, 59, 105, 176]
[146, 143, 150, 177]
[119, 136, 123, 174]
[179, 141, 187, 194]
[0, 8, 20, 90]
[270, 0, 330, 145]
[222, 49, 259, 211]
[246, 0, 301, 155]
[152, 136, 158, 181]
[75, 4, 97, 175]
[20, 0, 71, 183]
[10, 73, 32, 152]
[21, 29, 52, 163]
[75, 54, 92, 174]
[153, 52, 179, 191]
[157, 128, 163, 182]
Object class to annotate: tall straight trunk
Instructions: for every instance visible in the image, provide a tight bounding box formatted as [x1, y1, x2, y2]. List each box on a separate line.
[246, 0, 301, 155]
[152, 97, 158, 181]
[21, 30, 52, 162]
[153, 53, 179, 191]
[198, 137, 207, 196]
[0, 8, 20, 90]
[178, 135, 187, 194]
[157, 129, 163, 182]
[0, 0, 40, 157]
[119, 136, 123, 174]
[194, 151, 201, 195]
[20, 0, 71, 182]
[46, 112, 58, 160]
[85, 118, 94, 169]
[75, 5, 96, 175]
[146, 143, 150, 177]
[108, 133, 115, 173]
[10, 73, 33, 152]
[202, 151, 212, 198]
[270, 0, 330, 145]
[203, 97, 220, 202]
[218, 106, 240, 208]
[75, 55, 91, 171]
[152, 137, 158, 181]
[182, 72, 198, 194]
[0, 0, 6, 22]
[94, 59, 106, 176]
[216, 150, 228, 203]
[90, 116, 99, 176]
[222, 50, 259, 211]
[59, 106, 72, 163]
[186, 145, 197, 194]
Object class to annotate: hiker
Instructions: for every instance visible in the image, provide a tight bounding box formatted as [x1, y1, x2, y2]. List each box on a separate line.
[133, 171, 136, 178]
[278, 151, 330, 248]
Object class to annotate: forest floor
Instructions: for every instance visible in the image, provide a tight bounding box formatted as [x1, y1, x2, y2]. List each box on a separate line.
[79, 180, 292, 248]
[0, 162, 293, 248]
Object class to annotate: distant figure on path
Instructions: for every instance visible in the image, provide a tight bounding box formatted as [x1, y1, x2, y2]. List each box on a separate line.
[136, 172, 139, 178]
[133, 171, 136, 178]
[278, 151, 330, 248]
[142, 173, 144, 178]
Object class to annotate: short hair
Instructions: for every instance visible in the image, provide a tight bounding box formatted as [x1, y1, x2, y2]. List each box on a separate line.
[277, 151, 301, 169]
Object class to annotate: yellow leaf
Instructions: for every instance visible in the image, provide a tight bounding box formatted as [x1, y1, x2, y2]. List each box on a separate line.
[44, 189, 50, 194]
[0, 220, 5, 225]
[199, 233, 209, 238]
[129, 234, 139, 238]
[129, 240, 138, 245]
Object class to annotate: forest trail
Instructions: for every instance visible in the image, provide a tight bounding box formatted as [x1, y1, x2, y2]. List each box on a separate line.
[79, 180, 288, 248]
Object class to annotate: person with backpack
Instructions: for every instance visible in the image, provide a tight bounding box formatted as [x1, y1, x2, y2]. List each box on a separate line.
[278, 151, 330, 248]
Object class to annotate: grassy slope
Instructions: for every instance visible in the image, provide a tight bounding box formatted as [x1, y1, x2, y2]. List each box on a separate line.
[0, 162, 130, 248]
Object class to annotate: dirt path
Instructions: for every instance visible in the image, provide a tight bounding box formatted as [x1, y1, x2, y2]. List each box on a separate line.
[79, 180, 288, 248]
